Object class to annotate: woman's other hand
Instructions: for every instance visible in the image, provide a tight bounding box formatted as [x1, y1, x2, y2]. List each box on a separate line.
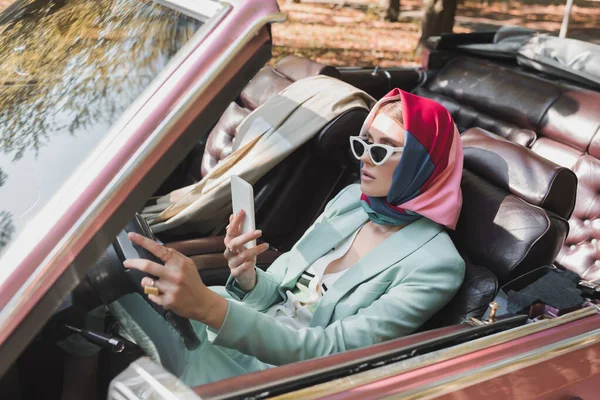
[123, 232, 209, 320]
[224, 210, 269, 292]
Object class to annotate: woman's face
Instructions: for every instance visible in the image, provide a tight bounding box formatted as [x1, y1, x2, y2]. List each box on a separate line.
[359, 112, 405, 197]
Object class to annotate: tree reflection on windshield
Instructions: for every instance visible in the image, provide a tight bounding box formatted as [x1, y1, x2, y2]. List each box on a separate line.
[0, 212, 13, 253]
[0, 0, 203, 259]
[0, 0, 199, 161]
[0, 168, 14, 253]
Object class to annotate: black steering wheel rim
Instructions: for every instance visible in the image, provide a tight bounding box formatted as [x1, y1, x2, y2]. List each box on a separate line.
[86, 214, 200, 350]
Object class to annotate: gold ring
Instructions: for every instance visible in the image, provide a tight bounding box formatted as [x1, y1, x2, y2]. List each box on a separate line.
[144, 286, 160, 296]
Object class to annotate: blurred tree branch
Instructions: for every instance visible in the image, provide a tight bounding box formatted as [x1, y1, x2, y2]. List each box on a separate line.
[380, 0, 400, 22]
[417, 0, 458, 54]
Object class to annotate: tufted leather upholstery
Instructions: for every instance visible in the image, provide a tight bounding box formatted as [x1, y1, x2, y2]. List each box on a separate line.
[200, 103, 250, 177]
[194, 56, 341, 180]
[461, 128, 576, 219]
[417, 56, 600, 282]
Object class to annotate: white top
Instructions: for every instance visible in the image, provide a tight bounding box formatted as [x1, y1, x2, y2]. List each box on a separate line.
[265, 227, 362, 329]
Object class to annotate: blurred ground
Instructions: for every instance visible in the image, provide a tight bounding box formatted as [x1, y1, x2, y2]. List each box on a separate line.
[0, 0, 598, 68]
[273, 0, 600, 67]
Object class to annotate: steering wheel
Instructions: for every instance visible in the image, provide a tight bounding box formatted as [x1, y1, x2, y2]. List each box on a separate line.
[86, 214, 200, 350]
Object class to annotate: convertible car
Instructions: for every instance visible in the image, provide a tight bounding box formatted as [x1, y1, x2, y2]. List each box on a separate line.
[1, 0, 600, 399]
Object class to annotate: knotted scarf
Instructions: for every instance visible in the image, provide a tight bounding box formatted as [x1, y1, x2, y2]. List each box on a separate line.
[360, 89, 463, 230]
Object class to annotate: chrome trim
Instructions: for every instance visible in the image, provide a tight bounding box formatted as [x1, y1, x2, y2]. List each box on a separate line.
[158, 1, 231, 43]
[394, 328, 600, 399]
[382, 68, 392, 81]
[272, 307, 600, 400]
[109, 357, 202, 400]
[0, 8, 285, 344]
[154, 0, 225, 21]
[381, 68, 392, 92]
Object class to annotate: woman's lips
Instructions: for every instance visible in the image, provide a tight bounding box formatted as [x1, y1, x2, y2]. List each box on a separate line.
[362, 170, 376, 180]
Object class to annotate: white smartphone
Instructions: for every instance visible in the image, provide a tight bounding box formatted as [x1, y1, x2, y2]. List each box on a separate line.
[231, 175, 257, 249]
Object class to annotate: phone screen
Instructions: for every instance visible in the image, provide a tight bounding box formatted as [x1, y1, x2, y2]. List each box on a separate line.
[231, 176, 256, 248]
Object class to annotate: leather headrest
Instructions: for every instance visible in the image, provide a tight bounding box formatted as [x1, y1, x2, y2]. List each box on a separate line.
[462, 127, 577, 219]
[240, 57, 341, 111]
[275, 55, 341, 81]
[453, 170, 568, 284]
[240, 67, 293, 110]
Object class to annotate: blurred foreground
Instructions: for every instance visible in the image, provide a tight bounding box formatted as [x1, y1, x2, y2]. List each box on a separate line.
[0, 0, 598, 68]
[273, 0, 600, 67]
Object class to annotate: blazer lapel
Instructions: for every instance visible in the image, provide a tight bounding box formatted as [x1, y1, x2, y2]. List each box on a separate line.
[282, 207, 369, 287]
[309, 217, 443, 327]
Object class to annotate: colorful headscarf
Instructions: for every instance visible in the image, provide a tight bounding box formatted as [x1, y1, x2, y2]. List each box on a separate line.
[360, 89, 463, 230]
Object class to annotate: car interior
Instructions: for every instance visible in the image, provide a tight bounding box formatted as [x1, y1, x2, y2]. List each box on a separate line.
[3, 29, 600, 400]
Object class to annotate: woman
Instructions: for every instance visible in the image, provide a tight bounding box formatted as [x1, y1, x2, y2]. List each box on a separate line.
[120, 88, 465, 386]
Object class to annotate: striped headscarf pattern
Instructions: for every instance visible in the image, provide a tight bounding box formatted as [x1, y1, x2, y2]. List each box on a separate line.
[360, 89, 463, 230]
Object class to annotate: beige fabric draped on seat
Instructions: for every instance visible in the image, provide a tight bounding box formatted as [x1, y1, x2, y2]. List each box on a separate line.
[143, 75, 375, 234]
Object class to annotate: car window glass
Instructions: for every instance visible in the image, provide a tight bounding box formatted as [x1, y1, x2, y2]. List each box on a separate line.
[0, 0, 206, 259]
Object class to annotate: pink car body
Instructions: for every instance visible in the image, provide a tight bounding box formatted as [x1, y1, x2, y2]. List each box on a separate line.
[0, 0, 282, 367]
[1, 1, 599, 399]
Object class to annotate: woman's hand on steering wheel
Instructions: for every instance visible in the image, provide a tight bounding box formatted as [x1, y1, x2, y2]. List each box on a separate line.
[123, 232, 208, 321]
[224, 210, 270, 292]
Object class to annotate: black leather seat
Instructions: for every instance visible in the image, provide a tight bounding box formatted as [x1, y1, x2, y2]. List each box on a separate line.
[415, 56, 600, 282]
[169, 58, 579, 330]
[176, 125, 577, 331]
[423, 127, 577, 329]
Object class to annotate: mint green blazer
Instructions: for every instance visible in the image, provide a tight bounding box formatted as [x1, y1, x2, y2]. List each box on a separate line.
[111, 184, 465, 386]
[212, 184, 464, 362]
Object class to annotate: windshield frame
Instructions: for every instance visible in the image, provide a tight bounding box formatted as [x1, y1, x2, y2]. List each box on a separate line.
[0, 0, 230, 302]
[154, 0, 226, 22]
[0, 0, 257, 371]
[0, 0, 226, 264]
[0, 0, 284, 378]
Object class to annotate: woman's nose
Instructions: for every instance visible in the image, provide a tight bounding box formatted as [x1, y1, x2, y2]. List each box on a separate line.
[360, 149, 374, 165]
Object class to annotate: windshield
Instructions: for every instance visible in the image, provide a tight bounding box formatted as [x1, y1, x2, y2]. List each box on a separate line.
[0, 0, 205, 259]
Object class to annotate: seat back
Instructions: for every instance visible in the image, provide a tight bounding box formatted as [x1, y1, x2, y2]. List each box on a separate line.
[169, 56, 367, 249]
[456, 128, 576, 283]
[416, 56, 600, 282]
[194, 56, 341, 181]
[423, 127, 577, 329]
